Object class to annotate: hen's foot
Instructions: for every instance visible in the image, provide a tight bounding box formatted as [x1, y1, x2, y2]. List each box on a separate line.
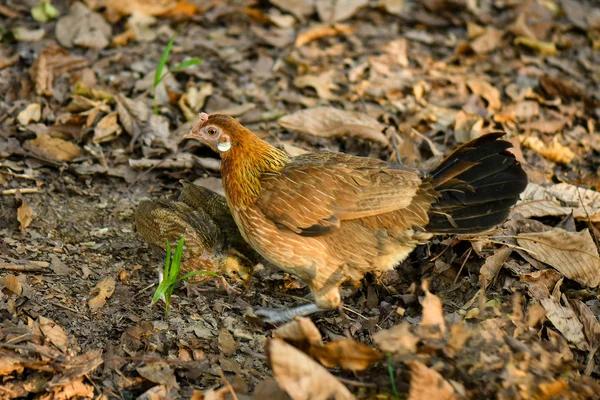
[255, 303, 325, 324]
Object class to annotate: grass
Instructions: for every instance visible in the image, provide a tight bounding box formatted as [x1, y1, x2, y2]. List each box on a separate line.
[153, 36, 203, 115]
[152, 237, 219, 316]
[387, 352, 401, 400]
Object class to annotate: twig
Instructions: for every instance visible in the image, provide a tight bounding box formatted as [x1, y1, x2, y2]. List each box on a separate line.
[1, 188, 41, 195]
[453, 247, 472, 284]
[217, 368, 239, 400]
[337, 377, 378, 388]
[0, 262, 48, 272]
[411, 128, 442, 157]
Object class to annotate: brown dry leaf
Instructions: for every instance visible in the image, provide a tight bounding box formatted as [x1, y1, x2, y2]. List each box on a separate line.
[373, 322, 420, 355]
[279, 107, 388, 144]
[295, 24, 354, 47]
[540, 295, 588, 351]
[268, 338, 354, 400]
[29, 45, 87, 96]
[470, 27, 503, 54]
[408, 361, 457, 400]
[316, 0, 369, 23]
[0, 354, 25, 375]
[17, 103, 42, 125]
[16, 192, 34, 232]
[39, 316, 68, 352]
[47, 377, 95, 399]
[178, 83, 214, 121]
[479, 247, 512, 290]
[271, 0, 314, 20]
[514, 36, 557, 55]
[137, 385, 169, 399]
[0, 274, 22, 295]
[420, 281, 446, 336]
[466, 78, 501, 111]
[517, 228, 600, 287]
[570, 299, 600, 349]
[55, 2, 112, 49]
[106, 0, 178, 16]
[446, 322, 471, 356]
[137, 362, 179, 387]
[24, 134, 82, 163]
[50, 349, 104, 386]
[88, 277, 116, 309]
[454, 110, 483, 143]
[218, 328, 237, 356]
[310, 338, 382, 371]
[520, 135, 575, 164]
[294, 72, 342, 101]
[274, 317, 323, 346]
[93, 112, 123, 144]
[513, 183, 600, 222]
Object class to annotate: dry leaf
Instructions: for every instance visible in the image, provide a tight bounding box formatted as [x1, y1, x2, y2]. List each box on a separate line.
[16, 191, 33, 232]
[55, 2, 112, 49]
[279, 107, 388, 144]
[514, 183, 600, 222]
[137, 362, 179, 387]
[517, 228, 600, 287]
[218, 328, 237, 356]
[39, 316, 68, 352]
[17, 103, 42, 125]
[293, 71, 342, 101]
[29, 45, 87, 96]
[408, 361, 457, 400]
[479, 247, 512, 290]
[268, 339, 354, 400]
[470, 27, 503, 54]
[373, 322, 420, 355]
[48, 378, 95, 399]
[274, 317, 323, 346]
[0, 274, 22, 296]
[295, 24, 354, 47]
[454, 110, 483, 143]
[89, 277, 116, 309]
[520, 135, 575, 164]
[540, 295, 588, 351]
[316, 0, 369, 23]
[570, 299, 600, 349]
[24, 134, 82, 163]
[93, 112, 123, 144]
[310, 338, 382, 371]
[420, 281, 446, 336]
[270, 0, 314, 20]
[514, 36, 557, 55]
[106, 0, 178, 16]
[466, 78, 501, 111]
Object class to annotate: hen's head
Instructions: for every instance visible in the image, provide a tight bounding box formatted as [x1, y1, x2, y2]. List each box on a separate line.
[185, 113, 250, 155]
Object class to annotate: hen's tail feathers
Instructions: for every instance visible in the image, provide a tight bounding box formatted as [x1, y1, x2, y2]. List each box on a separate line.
[425, 132, 528, 234]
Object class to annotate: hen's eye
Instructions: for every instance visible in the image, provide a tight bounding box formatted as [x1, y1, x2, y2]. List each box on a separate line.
[207, 127, 217, 136]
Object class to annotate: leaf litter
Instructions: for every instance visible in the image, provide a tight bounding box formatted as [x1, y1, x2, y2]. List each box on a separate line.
[1, 0, 600, 398]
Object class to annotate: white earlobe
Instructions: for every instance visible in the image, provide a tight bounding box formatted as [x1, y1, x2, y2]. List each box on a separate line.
[217, 141, 231, 152]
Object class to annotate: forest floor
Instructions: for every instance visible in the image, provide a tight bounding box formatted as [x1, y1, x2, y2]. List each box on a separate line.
[1, 0, 600, 399]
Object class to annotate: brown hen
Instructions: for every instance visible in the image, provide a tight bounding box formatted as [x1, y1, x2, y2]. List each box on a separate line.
[185, 113, 528, 322]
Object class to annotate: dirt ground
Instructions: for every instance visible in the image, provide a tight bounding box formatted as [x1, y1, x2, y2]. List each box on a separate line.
[2, 0, 600, 399]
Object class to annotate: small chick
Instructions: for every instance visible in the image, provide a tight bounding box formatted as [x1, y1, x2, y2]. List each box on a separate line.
[135, 182, 259, 291]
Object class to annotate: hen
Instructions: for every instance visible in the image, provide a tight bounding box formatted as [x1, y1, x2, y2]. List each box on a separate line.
[135, 180, 260, 291]
[185, 113, 528, 322]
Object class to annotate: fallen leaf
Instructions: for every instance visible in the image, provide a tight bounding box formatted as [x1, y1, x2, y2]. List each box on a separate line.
[466, 78, 501, 111]
[137, 362, 179, 387]
[29, 45, 87, 96]
[50, 349, 104, 386]
[295, 24, 354, 47]
[446, 322, 471, 356]
[479, 247, 512, 290]
[24, 134, 82, 163]
[47, 378, 95, 399]
[513, 183, 600, 222]
[218, 328, 237, 356]
[39, 316, 68, 352]
[408, 361, 457, 400]
[521, 135, 575, 164]
[293, 71, 343, 101]
[16, 191, 33, 232]
[17, 103, 42, 125]
[514, 36, 557, 55]
[268, 338, 354, 400]
[270, 0, 314, 20]
[570, 299, 600, 349]
[274, 317, 323, 346]
[93, 112, 123, 144]
[106, 0, 178, 16]
[88, 277, 116, 309]
[454, 110, 483, 143]
[316, 0, 369, 23]
[373, 322, 420, 355]
[541, 295, 588, 351]
[279, 107, 388, 144]
[0, 274, 22, 296]
[55, 2, 112, 49]
[470, 27, 503, 54]
[310, 338, 382, 371]
[420, 281, 446, 336]
[517, 228, 600, 287]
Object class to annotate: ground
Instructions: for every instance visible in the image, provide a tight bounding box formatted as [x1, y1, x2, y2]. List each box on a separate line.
[1, 0, 600, 399]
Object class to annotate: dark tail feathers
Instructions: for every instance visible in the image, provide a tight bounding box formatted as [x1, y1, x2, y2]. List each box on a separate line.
[425, 132, 528, 234]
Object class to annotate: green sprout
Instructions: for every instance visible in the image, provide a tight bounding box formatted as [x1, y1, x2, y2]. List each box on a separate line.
[387, 352, 400, 400]
[153, 36, 202, 115]
[152, 237, 218, 316]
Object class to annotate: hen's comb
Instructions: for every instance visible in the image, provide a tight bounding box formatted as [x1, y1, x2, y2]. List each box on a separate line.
[199, 112, 209, 123]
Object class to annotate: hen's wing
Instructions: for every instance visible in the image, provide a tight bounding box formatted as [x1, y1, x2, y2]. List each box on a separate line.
[256, 152, 422, 236]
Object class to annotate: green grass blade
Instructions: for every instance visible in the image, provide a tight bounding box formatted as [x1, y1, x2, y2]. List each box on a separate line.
[169, 237, 185, 280]
[154, 36, 175, 88]
[172, 58, 203, 72]
[387, 353, 400, 400]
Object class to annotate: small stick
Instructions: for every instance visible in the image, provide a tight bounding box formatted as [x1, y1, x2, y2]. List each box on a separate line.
[0, 262, 48, 272]
[217, 368, 239, 400]
[2, 188, 41, 195]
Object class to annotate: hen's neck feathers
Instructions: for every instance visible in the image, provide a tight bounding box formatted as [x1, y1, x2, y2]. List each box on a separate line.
[220, 128, 290, 207]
